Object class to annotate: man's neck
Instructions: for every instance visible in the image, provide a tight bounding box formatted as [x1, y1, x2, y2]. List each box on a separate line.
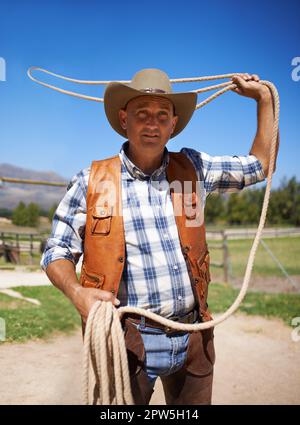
[125, 144, 165, 176]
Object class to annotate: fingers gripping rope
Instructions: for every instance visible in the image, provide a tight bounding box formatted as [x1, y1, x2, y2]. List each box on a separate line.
[27, 67, 279, 404]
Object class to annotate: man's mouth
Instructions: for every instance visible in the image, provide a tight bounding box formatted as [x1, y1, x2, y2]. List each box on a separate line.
[142, 134, 159, 138]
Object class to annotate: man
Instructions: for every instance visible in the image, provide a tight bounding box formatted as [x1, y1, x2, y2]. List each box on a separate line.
[41, 68, 279, 405]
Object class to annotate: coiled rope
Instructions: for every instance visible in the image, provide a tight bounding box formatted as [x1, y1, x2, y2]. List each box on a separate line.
[28, 68, 279, 404]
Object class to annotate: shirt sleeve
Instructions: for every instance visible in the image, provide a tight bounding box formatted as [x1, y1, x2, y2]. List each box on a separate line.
[181, 147, 266, 194]
[40, 168, 89, 271]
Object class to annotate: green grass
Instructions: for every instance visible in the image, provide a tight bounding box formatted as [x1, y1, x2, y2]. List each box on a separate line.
[1, 282, 299, 344]
[208, 236, 300, 279]
[208, 283, 300, 326]
[0, 286, 81, 343]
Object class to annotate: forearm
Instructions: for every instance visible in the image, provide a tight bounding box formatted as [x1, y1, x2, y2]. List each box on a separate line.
[250, 86, 280, 175]
[45, 258, 119, 321]
[45, 258, 81, 304]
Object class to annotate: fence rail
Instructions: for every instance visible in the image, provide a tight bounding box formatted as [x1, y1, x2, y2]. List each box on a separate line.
[0, 232, 43, 264]
[1, 228, 299, 276]
[207, 227, 300, 240]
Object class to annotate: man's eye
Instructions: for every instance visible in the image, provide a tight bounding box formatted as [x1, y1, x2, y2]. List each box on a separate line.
[158, 112, 168, 119]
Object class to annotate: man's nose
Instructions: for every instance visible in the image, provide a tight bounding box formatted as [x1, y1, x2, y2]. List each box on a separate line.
[146, 114, 159, 127]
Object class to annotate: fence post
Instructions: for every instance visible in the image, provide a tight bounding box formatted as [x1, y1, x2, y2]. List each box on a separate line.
[30, 234, 33, 265]
[222, 231, 229, 284]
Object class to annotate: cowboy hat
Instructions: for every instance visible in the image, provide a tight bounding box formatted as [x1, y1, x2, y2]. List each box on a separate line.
[104, 68, 197, 138]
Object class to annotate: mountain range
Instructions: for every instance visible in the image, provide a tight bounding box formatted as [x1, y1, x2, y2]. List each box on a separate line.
[0, 163, 69, 210]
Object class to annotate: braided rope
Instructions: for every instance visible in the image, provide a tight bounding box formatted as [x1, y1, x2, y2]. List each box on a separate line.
[79, 77, 279, 405]
[27, 66, 244, 105]
[26, 67, 279, 404]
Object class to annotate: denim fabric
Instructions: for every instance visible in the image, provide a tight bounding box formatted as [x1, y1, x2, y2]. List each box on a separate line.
[134, 317, 190, 385]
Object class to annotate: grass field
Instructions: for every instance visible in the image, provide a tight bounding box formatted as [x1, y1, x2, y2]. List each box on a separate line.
[208, 236, 300, 280]
[208, 283, 300, 326]
[0, 235, 299, 343]
[0, 286, 81, 343]
[0, 283, 300, 343]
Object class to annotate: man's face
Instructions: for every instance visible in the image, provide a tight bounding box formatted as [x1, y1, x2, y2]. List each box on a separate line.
[118, 95, 178, 152]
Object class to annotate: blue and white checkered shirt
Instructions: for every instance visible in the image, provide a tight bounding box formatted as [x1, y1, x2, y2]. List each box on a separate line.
[41, 141, 265, 318]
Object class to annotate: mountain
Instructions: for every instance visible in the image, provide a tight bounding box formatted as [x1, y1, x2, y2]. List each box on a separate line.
[0, 163, 69, 210]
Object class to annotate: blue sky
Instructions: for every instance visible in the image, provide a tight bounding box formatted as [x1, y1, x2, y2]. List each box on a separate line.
[0, 0, 299, 187]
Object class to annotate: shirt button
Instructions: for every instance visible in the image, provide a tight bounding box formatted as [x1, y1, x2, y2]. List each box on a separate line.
[178, 295, 182, 301]
[163, 233, 168, 239]
[173, 265, 178, 271]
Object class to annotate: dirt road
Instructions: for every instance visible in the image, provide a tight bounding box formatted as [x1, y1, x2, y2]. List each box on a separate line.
[0, 314, 299, 405]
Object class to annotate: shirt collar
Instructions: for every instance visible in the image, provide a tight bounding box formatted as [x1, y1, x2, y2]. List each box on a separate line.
[119, 141, 169, 181]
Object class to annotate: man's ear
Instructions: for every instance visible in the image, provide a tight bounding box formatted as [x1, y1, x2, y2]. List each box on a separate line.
[119, 109, 127, 130]
[171, 115, 179, 134]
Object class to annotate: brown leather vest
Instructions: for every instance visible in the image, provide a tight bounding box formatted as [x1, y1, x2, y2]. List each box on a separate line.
[80, 153, 212, 321]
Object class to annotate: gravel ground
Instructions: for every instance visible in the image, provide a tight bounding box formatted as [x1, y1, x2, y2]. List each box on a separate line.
[0, 314, 299, 405]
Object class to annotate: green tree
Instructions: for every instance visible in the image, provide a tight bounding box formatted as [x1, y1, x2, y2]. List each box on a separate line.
[48, 203, 58, 222]
[12, 202, 40, 227]
[27, 203, 40, 227]
[0, 208, 13, 218]
[266, 177, 300, 225]
[205, 194, 225, 224]
[12, 202, 28, 226]
[226, 193, 249, 225]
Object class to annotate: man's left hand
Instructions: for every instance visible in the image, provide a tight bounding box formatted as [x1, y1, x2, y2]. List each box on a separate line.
[231, 73, 271, 101]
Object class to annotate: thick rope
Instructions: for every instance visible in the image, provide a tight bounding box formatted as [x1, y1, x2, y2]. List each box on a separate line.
[26, 67, 279, 404]
[80, 77, 279, 405]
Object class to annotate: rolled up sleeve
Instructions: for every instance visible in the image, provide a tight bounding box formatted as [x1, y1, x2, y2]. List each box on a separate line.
[40, 168, 88, 271]
[181, 148, 266, 194]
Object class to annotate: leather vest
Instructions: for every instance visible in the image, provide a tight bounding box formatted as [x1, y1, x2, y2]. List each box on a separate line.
[80, 153, 212, 321]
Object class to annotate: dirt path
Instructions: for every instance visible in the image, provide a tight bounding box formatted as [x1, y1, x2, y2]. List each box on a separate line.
[0, 314, 299, 405]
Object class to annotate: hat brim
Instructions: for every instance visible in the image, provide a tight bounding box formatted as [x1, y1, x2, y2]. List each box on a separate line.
[104, 82, 197, 139]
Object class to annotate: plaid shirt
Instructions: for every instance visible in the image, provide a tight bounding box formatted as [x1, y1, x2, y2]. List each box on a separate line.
[41, 141, 265, 318]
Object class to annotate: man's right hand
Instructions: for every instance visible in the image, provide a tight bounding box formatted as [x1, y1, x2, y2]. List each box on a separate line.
[72, 286, 120, 323]
[45, 259, 120, 323]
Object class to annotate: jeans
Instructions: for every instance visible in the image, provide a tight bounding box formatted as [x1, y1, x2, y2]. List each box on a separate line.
[134, 316, 190, 386]
[123, 316, 215, 404]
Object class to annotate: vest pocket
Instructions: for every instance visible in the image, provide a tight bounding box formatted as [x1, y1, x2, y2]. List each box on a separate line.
[91, 205, 112, 235]
[80, 265, 105, 289]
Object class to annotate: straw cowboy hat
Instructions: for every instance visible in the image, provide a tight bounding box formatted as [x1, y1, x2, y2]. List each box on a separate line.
[104, 68, 197, 138]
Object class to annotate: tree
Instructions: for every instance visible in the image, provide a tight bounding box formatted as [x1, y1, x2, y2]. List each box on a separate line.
[226, 193, 249, 225]
[12, 202, 40, 227]
[12, 202, 28, 226]
[267, 176, 300, 225]
[205, 194, 225, 224]
[48, 203, 58, 222]
[26, 203, 40, 227]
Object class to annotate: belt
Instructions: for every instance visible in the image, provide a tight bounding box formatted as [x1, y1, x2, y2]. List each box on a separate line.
[123, 310, 198, 335]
